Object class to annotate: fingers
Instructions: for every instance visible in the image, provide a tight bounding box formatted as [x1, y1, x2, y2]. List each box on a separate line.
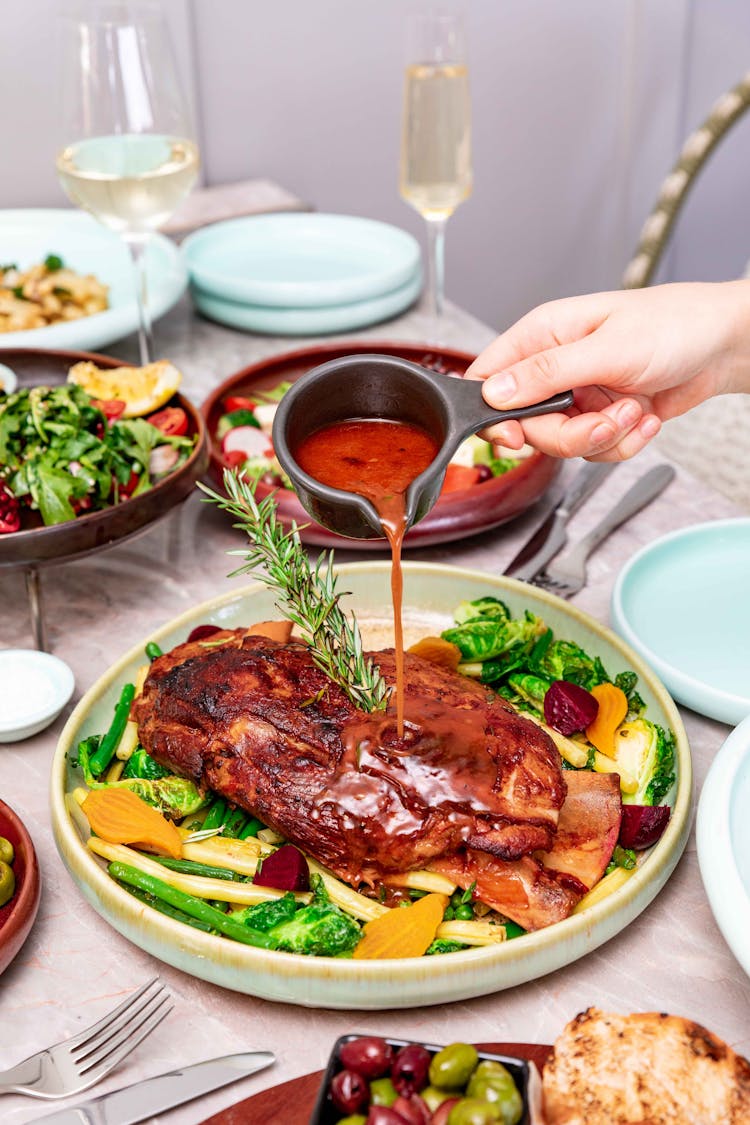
[489, 399, 658, 460]
[467, 292, 618, 381]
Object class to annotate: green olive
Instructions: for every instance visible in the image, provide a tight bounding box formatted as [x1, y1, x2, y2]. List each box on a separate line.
[422, 1084, 462, 1111]
[0, 836, 14, 865]
[466, 1062, 523, 1125]
[336, 1117, 366, 1125]
[369, 1076, 398, 1106]
[0, 860, 15, 907]
[429, 1042, 479, 1089]
[447, 1099, 503, 1125]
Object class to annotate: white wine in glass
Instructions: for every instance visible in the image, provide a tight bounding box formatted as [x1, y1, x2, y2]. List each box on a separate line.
[57, 1, 199, 364]
[400, 13, 472, 323]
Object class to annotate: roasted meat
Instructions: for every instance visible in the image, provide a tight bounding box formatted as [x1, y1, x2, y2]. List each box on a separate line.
[133, 628, 620, 929]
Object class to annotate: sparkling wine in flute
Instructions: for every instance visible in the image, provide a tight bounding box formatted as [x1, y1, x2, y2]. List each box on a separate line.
[400, 62, 472, 221]
[56, 134, 199, 236]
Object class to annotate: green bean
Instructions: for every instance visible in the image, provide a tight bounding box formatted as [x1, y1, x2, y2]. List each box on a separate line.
[108, 862, 275, 948]
[122, 883, 215, 933]
[145, 642, 162, 661]
[201, 796, 227, 831]
[221, 807, 248, 839]
[238, 817, 264, 840]
[151, 856, 250, 882]
[89, 683, 136, 776]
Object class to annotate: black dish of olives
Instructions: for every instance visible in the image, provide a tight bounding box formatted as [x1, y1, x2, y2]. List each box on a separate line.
[309, 1034, 530, 1125]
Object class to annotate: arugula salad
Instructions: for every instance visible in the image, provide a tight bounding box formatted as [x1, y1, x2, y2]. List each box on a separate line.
[0, 382, 196, 532]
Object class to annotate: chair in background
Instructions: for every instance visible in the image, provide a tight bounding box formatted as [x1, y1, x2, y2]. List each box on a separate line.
[621, 71, 750, 511]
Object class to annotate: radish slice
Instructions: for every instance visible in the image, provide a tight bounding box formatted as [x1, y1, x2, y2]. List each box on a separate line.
[221, 425, 272, 461]
[149, 445, 179, 477]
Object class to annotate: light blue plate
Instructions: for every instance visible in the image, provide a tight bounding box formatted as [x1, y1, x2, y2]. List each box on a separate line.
[181, 213, 421, 308]
[191, 267, 422, 337]
[611, 519, 750, 725]
[697, 713, 750, 978]
[0, 209, 186, 352]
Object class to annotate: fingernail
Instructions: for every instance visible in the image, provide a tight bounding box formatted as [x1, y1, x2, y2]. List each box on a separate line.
[615, 401, 641, 428]
[640, 415, 661, 439]
[591, 421, 616, 447]
[486, 372, 517, 402]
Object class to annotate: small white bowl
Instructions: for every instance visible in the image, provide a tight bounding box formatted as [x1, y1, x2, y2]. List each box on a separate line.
[0, 363, 18, 394]
[0, 650, 75, 742]
[697, 714, 750, 979]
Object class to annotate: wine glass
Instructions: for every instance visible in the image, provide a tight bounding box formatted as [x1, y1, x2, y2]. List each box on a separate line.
[57, 0, 199, 364]
[399, 10, 472, 327]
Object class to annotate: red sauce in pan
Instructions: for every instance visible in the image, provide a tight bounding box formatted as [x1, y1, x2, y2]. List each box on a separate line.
[294, 417, 439, 733]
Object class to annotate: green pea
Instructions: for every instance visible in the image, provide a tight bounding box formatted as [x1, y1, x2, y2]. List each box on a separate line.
[429, 1042, 479, 1089]
[0, 860, 15, 907]
[447, 1099, 503, 1125]
[422, 1084, 461, 1111]
[466, 1062, 523, 1125]
[0, 836, 14, 865]
[369, 1076, 398, 1106]
[454, 903, 474, 920]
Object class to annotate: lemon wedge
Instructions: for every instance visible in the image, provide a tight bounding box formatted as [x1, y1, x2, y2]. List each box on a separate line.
[67, 360, 182, 418]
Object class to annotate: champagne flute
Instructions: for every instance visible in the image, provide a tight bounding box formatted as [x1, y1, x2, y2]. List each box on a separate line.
[400, 11, 472, 326]
[56, 0, 199, 364]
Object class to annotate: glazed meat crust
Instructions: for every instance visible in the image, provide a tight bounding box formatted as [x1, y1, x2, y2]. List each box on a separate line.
[132, 630, 566, 884]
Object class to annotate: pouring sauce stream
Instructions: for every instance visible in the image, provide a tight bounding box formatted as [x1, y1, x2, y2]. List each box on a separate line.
[294, 417, 439, 733]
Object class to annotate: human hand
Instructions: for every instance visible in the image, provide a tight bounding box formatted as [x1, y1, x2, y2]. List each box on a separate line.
[469, 280, 750, 460]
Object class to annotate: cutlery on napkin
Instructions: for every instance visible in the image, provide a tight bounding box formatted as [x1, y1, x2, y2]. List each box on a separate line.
[31, 1051, 275, 1125]
[504, 460, 617, 582]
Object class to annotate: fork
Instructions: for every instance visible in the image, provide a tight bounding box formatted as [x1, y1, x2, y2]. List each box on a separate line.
[0, 978, 172, 1099]
[531, 464, 675, 598]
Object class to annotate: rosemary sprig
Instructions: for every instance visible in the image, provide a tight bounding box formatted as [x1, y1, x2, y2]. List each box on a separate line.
[198, 471, 389, 713]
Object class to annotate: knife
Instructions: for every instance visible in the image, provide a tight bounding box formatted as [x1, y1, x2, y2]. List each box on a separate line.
[31, 1052, 275, 1125]
[504, 460, 617, 582]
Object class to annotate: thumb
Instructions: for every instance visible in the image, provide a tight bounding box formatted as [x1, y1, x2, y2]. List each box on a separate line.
[480, 331, 631, 410]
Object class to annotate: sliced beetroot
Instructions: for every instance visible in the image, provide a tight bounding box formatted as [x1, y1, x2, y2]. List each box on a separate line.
[619, 804, 671, 850]
[253, 843, 310, 891]
[544, 679, 599, 735]
[187, 624, 222, 643]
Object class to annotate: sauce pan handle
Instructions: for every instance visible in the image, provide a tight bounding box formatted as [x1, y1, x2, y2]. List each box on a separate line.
[445, 377, 574, 438]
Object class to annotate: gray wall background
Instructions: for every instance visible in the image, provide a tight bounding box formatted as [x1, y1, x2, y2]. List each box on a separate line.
[2, 0, 750, 331]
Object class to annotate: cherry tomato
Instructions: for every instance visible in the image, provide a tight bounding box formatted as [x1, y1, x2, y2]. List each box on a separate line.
[92, 398, 126, 423]
[0, 481, 20, 533]
[441, 464, 482, 493]
[187, 624, 222, 643]
[147, 407, 189, 436]
[118, 470, 141, 499]
[223, 394, 256, 412]
[224, 449, 247, 469]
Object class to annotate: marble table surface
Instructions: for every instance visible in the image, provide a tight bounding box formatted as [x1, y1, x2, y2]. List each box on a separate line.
[1, 294, 747, 1124]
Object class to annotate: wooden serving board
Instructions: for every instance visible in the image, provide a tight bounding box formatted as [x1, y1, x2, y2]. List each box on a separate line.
[199, 1042, 552, 1125]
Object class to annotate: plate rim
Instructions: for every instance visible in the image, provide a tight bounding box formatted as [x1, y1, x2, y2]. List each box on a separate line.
[191, 269, 422, 335]
[611, 518, 750, 725]
[696, 713, 750, 977]
[51, 562, 692, 1009]
[181, 212, 421, 307]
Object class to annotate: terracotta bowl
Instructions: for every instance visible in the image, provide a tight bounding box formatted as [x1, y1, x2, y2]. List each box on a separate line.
[0, 347, 209, 569]
[0, 797, 41, 976]
[201, 342, 561, 549]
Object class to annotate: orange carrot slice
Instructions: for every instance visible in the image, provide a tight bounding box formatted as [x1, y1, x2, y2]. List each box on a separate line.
[352, 893, 448, 960]
[586, 683, 629, 757]
[407, 636, 462, 671]
[82, 789, 182, 859]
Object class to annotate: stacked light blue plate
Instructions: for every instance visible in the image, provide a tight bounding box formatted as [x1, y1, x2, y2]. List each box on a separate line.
[181, 213, 422, 336]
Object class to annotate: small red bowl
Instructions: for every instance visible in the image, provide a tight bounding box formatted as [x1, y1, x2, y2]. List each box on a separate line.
[0, 797, 41, 976]
[201, 341, 561, 549]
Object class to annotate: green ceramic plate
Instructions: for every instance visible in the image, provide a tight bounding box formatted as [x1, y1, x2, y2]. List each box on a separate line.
[51, 563, 692, 1010]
